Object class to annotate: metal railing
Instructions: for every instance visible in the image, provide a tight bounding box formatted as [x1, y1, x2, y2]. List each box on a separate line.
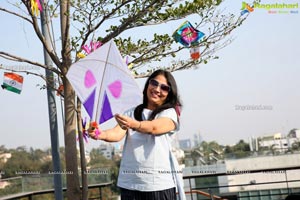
[183, 166, 300, 200]
[1, 166, 300, 200]
[0, 182, 113, 200]
[0, 169, 114, 200]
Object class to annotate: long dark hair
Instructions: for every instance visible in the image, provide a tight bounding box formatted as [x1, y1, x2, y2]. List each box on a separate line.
[134, 69, 182, 121]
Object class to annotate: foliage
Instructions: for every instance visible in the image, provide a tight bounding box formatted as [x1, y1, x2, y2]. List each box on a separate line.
[0, 146, 114, 198]
[0, 146, 65, 178]
[69, 0, 247, 77]
[3, 148, 43, 178]
[0, 181, 22, 198]
[0, 0, 250, 78]
[0, 145, 9, 153]
[224, 139, 251, 159]
[88, 148, 120, 194]
[88, 148, 114, 168]
[187, 139, 253, 165]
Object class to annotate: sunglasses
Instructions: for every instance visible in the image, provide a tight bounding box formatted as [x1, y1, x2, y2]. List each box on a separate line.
[149, 79, 170, 92]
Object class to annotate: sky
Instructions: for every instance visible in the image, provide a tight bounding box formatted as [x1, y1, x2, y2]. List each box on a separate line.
[0, 0, 299, 151]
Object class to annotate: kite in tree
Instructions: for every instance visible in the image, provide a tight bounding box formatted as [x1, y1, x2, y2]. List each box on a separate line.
[190, 47, 201, 60]
[56, 84, 64, 96]
[29, 0, 43, 16]
[172, 21, 205, 60]
[77, 41, 102, 59]
[172, 21, 205, 47]
[1, 72, 24, 94]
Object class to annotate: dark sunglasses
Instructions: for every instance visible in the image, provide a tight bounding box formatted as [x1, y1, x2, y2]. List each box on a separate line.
[149, 79, 170, 92]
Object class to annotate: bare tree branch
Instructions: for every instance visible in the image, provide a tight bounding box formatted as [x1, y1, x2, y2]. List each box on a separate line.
[0, 51, 61, 74]
[0, 7, 32, 24]
[79, 0, 133, 48]
[14, 1, 63, 69]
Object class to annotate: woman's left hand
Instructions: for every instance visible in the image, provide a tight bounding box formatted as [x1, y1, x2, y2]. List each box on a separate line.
[115, 114, 138, 130]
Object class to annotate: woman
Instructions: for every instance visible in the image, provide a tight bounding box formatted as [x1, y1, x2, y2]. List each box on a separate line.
[89, 69, 184, 200]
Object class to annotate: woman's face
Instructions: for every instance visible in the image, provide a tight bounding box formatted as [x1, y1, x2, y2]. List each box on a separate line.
[146, 74, 170, 110]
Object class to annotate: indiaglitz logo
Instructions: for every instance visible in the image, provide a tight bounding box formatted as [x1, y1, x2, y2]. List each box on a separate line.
[241, 1, 299, 14]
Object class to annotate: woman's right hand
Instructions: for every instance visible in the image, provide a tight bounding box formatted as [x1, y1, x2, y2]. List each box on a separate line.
[87, 119, 128, 142]
[87, 122, 102, 140]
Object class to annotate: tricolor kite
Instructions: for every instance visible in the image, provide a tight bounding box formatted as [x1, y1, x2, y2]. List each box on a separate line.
[67, 40, 142, 127]
[1, 72, 23, 94]
[172, 21, 205, 47]
[190, 47, 200, 60]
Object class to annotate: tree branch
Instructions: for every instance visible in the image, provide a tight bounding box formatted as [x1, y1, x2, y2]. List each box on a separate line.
[0, 51, 61, 75]
[18, 0, 62, 69]
[0, 7, 32, 24]
[79, 0, 132, 48]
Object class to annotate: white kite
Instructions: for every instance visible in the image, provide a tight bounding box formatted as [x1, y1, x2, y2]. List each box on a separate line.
[67, 40, 142, 128]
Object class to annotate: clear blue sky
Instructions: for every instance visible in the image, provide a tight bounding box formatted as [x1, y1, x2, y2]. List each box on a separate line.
[0, 0, 299, 150]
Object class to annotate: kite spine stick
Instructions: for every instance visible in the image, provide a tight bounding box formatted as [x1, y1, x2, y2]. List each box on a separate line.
[94, 41, 113, 123]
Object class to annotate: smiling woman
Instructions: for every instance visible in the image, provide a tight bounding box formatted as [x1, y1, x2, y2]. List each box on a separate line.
[88, 69, 185, 200]
[146, 76, 170, 110]
[138, 70, 181, 120]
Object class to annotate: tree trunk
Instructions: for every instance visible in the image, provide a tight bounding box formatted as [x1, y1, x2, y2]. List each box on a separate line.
[63, 77, 81, 200]
[60, 0, 81, 197]
[77, 99, 89, 200]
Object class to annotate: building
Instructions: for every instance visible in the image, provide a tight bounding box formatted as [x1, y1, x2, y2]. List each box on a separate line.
[97, 143, 124, 160]
[249, 130, 300, 153]
[221, 153, 300, 197]
[179, 133, 203, 150]
[182, 152, 300, 199]
[179, 139, 192, 150]
[259, 133, 289, 151]
[98, 143, 115, 159]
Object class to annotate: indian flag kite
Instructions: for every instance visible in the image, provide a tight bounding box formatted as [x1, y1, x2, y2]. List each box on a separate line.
[1, 72, 23, 94]
[67, 40, 142, 125]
